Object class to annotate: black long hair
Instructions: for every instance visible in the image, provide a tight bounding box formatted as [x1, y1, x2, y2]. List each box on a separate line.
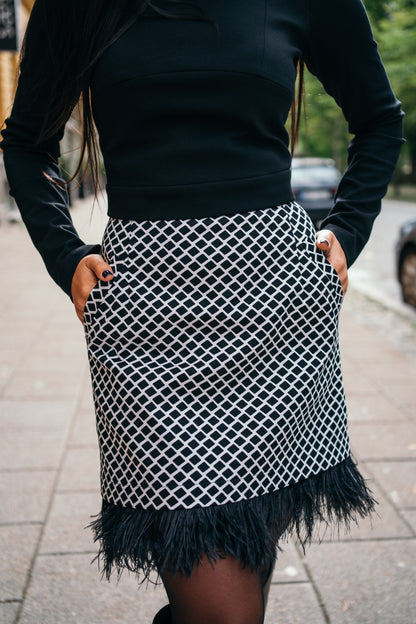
[22, 0, 304, 193]
[290, 60, 305, 157]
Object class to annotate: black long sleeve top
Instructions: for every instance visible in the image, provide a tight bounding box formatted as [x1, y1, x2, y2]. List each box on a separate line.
[1, 0, 404, 297]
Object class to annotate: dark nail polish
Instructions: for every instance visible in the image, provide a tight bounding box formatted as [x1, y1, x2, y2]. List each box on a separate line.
[317, 239, 330, 246]
[102, 270, 113, 278]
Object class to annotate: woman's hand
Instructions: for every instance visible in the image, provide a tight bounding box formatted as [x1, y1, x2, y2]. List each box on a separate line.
[315, 229, 348, 295]
[71, 254, 114, 323]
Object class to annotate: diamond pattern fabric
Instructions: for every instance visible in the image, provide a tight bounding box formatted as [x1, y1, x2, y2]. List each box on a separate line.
[84, 202, 349, 511]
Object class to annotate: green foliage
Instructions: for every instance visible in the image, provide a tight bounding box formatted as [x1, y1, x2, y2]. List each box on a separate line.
[293, 0, 415, 181]
[294, 72, 350, 172]
[375, 0, 416, 179]
[364, 0, 390, 24]
[377, 2, 416, 127]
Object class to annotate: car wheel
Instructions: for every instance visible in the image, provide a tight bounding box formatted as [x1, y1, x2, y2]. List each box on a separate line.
[400, 249, 416, 308]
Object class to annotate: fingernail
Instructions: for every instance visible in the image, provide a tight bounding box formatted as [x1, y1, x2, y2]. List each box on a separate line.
[102, 270, 113, 278]
[317, 239, 330, 246]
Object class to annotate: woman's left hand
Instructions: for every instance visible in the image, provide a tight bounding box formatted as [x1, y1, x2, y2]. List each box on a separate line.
[315, 229, 348, 295]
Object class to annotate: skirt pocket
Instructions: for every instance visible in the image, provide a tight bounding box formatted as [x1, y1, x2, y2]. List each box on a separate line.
[297, 239, 344, 309]
[83, 220, 120, 330]
[83, 279, 112, 328]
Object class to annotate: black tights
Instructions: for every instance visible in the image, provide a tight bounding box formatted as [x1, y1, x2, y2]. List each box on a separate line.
[160, 555, 274, 624]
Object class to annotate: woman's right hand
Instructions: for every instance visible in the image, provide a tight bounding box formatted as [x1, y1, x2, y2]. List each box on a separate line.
[71, 254, 114, 324]
[315, 229, 349, 295]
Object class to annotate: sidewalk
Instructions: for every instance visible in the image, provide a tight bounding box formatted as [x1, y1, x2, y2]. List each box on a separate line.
[1, 198, 415, 624]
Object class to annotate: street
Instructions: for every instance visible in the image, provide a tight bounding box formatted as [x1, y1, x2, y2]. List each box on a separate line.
[349, 198, 416, 316]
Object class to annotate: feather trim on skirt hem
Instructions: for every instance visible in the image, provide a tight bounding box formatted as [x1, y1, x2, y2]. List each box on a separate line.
[88, 456, 375, 583]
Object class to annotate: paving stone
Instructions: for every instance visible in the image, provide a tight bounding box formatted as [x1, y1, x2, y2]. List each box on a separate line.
[19, 553, 167, 624]
[15, 266, 52, 290]
[340, 284, 416, 363]
[0, 400, 73, 430]
[341, 370, 376, 396]
[303, 540, 416, 624]
[349, 422, 416, 460]
[339, 312, 376, 346]
[18, 352, 83, 377]
[68, 409, 98, 448]
[0, 321, 43, 345]
[5, 275, 56, 300]
[400, 509, 416, 533]
[78, 379, 95, 412]
[47, 302, 82, 322]
[381, 382, 416, 419]
[272, 539, 308, 583]
[56, 447, 100, 492]
[3, 371, 84, 401]
[4, 299, 51, 317]
[265, 582, 326, 624]
[40, 492, 101, 555]
[0, 470, 55, 524]
[0, 525, 41, 601]
[345, 393, 408, 423]
[365, 461, 416, 509]
[313, 471, 412, 542]
[0, 430, 66, 470]
[47, 307, 82, 327]
[0, 602, 20, 624]
[43, 321, 85, 349]
[340, 319, 415, 377]
[365, 355, 416, 385]
[339, 334, 386, 366]
[40, 330, 84, 356]
[337, 358, 359, 377]
[28, 336, 85, 359]
[0, 365, 17, 394]
[0, 351, 20, 380]
[0, 325, 30, 347]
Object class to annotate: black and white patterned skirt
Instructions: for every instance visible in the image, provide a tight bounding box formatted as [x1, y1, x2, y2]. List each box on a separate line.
[84, 201, 374, 581]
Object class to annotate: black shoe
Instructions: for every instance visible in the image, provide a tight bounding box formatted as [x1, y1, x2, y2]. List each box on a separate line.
[152, 605, 172, 623]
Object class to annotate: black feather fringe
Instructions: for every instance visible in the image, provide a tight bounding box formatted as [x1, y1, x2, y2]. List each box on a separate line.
[88, 456, 375, 582]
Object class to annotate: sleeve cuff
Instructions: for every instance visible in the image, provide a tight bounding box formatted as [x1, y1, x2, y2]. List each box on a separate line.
[318, 222, 357, 269]
[57, 243, 102, 300]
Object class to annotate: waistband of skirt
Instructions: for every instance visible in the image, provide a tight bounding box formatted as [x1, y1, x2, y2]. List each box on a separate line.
[106, 169, 294, 222]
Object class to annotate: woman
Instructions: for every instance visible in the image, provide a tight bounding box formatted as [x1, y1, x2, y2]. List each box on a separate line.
[1, 0, 403, 622]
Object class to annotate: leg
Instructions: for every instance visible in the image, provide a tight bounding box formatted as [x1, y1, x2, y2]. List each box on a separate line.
[160, 554, 269, 624]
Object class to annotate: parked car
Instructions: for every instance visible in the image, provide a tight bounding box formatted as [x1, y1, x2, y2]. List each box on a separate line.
[396, 218, 416, 309]
[291, 157, 341, 227]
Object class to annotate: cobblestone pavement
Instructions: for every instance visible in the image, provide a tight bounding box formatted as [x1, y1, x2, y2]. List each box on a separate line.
[1, 198, 415, 624]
